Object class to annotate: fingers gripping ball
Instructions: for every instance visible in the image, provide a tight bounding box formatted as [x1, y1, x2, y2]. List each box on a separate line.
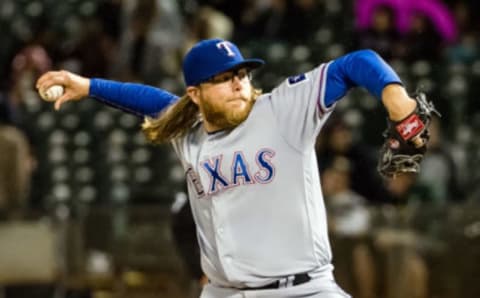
[377, 91, 441, 178]
[39, 85, 64, 102]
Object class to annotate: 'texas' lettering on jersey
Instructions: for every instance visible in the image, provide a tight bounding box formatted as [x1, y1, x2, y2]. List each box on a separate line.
[187, 148, 276, 197]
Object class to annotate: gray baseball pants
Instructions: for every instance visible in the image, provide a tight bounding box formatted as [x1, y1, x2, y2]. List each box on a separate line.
[200, 275, 351, 298]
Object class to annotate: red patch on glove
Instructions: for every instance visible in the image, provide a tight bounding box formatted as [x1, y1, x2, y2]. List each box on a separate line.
[396, 114, 425, 140]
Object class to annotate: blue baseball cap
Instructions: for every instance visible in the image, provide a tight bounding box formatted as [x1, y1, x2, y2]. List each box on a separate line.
[182, 38, 265, 86]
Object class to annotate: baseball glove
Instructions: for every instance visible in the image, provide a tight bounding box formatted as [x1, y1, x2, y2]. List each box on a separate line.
[377, 91, 440, 178]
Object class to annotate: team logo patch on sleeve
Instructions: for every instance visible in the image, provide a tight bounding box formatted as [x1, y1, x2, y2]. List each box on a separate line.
[287, 73, 307, 86]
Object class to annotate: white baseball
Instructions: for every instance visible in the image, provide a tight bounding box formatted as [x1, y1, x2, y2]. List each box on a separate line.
[40, 85, 64, 102]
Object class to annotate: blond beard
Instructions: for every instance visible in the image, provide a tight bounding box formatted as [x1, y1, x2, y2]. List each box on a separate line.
[199, 94, 256, 130]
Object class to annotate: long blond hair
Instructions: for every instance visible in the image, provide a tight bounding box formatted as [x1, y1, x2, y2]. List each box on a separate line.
[142, 87, 262, 144]
[141, 94, 199, 144]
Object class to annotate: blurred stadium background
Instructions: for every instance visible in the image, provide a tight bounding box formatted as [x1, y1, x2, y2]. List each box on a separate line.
[0, 0, 479, 297]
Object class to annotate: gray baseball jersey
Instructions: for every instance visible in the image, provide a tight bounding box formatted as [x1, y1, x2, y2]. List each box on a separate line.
[172, 63, 336, 289]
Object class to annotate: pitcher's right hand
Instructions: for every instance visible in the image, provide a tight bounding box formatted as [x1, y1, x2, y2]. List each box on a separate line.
[36, 70, 90, 110]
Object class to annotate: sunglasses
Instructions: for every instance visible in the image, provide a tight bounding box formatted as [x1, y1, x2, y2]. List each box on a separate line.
[204, 68, 252, 85]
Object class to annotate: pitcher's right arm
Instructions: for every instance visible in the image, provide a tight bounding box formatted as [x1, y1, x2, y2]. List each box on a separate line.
[36, 70, 179, 117]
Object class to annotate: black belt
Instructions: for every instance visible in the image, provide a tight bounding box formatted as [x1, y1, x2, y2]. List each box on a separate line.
[244, 273, 311, 290]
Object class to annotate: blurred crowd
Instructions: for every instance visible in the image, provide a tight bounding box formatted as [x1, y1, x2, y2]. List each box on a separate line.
[1, 0, 478, 210]
[0, 0, 479, 297]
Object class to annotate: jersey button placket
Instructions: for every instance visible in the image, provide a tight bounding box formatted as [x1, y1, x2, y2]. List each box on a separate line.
[212, 206, 233, 278]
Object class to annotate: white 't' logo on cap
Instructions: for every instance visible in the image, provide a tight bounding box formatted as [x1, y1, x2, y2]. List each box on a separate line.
[216, 41, 235, 57]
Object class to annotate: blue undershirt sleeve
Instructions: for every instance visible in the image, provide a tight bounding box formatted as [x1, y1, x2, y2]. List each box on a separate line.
[324, 49, 402, 107]
[89, 79, 180, 118]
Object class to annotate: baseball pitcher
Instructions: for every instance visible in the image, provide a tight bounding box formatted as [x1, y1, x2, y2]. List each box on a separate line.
[36, 38, 437, 297]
